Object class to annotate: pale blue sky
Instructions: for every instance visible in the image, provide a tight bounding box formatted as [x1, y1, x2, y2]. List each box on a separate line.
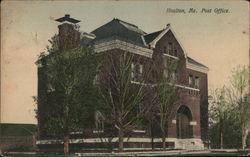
[1, 1, 249, 124]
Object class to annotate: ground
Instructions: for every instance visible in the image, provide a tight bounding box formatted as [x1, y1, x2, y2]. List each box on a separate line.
[2, 149, 250, 157]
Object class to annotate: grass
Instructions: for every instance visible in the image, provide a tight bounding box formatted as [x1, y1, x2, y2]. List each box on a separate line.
[0, 123, 37, 136]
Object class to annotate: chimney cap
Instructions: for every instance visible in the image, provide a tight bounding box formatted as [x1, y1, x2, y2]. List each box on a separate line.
[55, 14, 80, 24]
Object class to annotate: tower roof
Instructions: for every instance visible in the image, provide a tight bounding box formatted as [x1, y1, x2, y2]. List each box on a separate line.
[91, 18, 147, 47]
[55, 14, 80, 24]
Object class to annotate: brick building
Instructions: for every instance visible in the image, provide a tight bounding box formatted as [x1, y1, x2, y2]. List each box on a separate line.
[37, 15, 208, 150]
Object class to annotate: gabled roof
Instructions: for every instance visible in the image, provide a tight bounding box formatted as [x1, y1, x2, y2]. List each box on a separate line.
[91, 18, 147, 47]
[187, 56, 208, 68]
[118, 19, 146, 35]
[144, 25, 188, 58]
[144, 25, 208, 71]
[80, 19, 208, 71]
[144, 29, 164, 45]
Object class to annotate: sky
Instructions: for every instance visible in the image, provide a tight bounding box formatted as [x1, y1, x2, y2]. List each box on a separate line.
[1, 0, 249, 124]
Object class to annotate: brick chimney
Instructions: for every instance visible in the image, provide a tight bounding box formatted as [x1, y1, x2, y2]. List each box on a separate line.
[55, 14, 81, 51]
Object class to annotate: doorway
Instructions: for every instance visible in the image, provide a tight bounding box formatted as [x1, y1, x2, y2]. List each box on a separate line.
[177, 105, 193, 138]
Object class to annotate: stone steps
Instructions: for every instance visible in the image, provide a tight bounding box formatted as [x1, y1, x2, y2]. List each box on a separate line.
[175, 139, 204, 150]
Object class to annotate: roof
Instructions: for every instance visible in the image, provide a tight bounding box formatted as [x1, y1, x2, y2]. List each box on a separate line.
[90, 18, 147, 47]
[187, 56, 208, 68]
[83, 18, 207, 69]
[118, 20, 146, 35]
[144, 29, 164, 44]
[55, 14, 80, 24]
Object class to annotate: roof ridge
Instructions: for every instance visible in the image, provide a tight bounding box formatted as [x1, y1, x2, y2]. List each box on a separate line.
[144, 29, 164, 37]
[115, 18, 139, 28]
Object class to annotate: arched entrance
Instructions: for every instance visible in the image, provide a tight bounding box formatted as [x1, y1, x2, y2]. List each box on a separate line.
[177, 105, 193, 138]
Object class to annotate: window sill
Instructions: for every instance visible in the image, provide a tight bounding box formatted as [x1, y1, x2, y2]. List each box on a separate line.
[93, 130, 104, 134]
[132, 129, 146, 133]
[163, 53, 179, 60]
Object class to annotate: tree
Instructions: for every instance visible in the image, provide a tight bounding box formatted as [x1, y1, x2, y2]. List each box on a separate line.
[153, 57, 179, 150]
[209, 87, 233, 149]
[241, 92, 250, 148]
[209, 114, 241, 149]
[99, 52, 151, 152]
[37, 36, 100, 155]
[228, 66, 249, 149]
[209, 66, 250, 149]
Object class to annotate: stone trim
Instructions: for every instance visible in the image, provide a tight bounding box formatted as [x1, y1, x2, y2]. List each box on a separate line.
[131, 81, 200, 92]
[141, 35, 148, 47]
[163, 53, 179, 60]
[190, 121, 197, 126]
[37, 138, 204, 150]
[175, 84, 200, 91]
[37, 137, 183, 144]
[186, 62, 209, 73]
[132, 129, 146, 133]
[81, 32, 96, 39]
[70, 131, 83, 135]
[93, 130, 104, 134]
[94, 39, 153, 58]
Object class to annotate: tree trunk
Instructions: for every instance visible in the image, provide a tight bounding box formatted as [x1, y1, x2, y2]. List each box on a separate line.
[63, 105, 69, 156]
[219, 119, 224, 149]
[242, 125, 248, 150]
[64, 134, 69, 156]
[118, 128, 124, 152]
[151, 121, 154, 150]
[162, 131, 166, 151]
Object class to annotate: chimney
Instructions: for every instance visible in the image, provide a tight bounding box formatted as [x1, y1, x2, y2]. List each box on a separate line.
[55, 14, 81, 51]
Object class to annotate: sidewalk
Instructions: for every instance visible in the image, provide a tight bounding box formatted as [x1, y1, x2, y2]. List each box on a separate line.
[74, 150, 211, 157]
[73, 149, 250, 157]
[3, 149, 250, 157]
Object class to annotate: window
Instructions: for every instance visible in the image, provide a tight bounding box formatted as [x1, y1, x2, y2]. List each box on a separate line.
[174, 49, 177, 56]
[164, 68, 168, 78]
[164, 46, 167, 54]
[131, 62, 143, 82]
[170, 72, 177, 83]
[168, 42, 173, 55]
[163, 67, 177, 83]
[131, 63, 135, 81]
[136, 103, 143, 116]
[189, 75, 194, 87]
[195, 77, 200, 88]
[138, 64, 143, 80]
[133, 103, 145, 132]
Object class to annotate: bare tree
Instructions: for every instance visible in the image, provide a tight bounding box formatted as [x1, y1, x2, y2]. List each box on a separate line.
[99, 51, 151, 152]
[153, 56, 179, 150]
